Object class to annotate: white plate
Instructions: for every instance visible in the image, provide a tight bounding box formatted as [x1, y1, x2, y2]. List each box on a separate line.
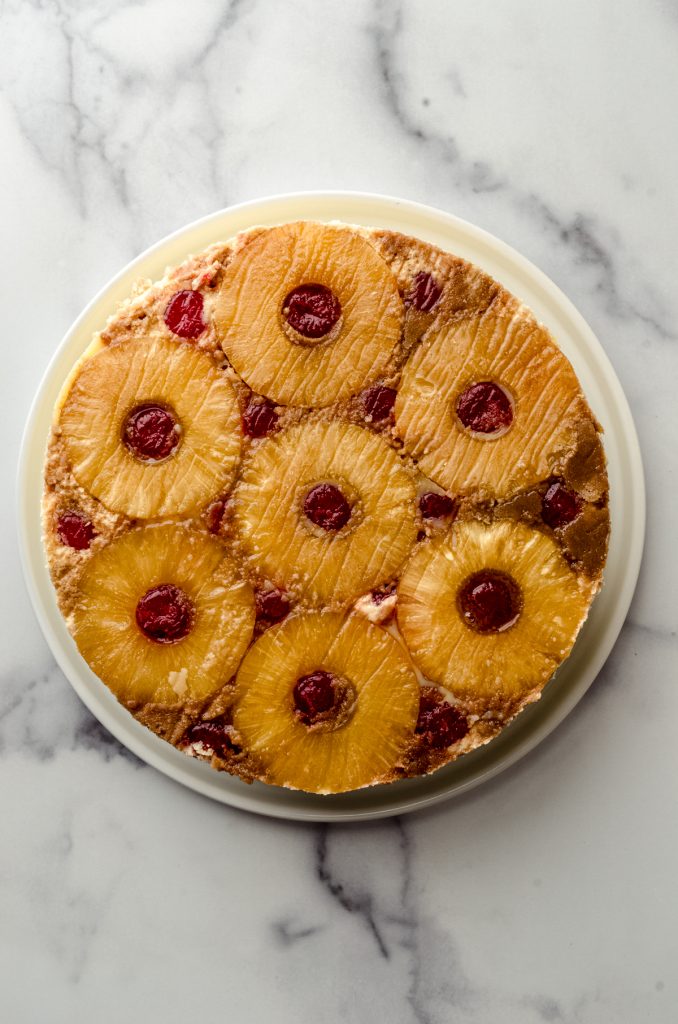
[17, 192, 645, 822]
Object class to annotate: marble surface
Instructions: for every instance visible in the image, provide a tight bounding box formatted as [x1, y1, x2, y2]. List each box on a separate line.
[1, 1, 676, 1020]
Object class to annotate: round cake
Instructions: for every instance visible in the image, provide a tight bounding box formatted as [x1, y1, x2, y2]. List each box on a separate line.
[43, 221, 610, 794]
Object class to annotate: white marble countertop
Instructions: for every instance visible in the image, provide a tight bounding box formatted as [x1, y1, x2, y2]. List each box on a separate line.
[2, 2, 676, 1021]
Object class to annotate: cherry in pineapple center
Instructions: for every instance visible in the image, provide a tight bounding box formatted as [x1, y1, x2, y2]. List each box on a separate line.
[136, 584, 194, 644]
[303, 483, 352, 531]
[282, 283, 342, 340]
[123, 403, 181, 463]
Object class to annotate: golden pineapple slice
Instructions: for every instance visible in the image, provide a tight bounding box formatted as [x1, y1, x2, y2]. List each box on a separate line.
[72, 523, 255, 704]
[60, 335, 242, 519]
[395, 309, 592, 499]
[232, 611, 420, 793]
[213, 222, 403, 406]
[233, 420, 418, 607]
[397, 519, 593, 709]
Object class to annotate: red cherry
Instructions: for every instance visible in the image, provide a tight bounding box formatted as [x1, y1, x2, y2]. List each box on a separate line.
[456, 382, 513, 434]
[303, 483, 351, 531]
[406, 272, 442, 313]
[293, 671, 336, 723]
[135, 584, 193, 644]
[458, 571, 522, 634]
[243, 398, 279, 438]
[164, 290, 206, 339]
[419, 492, 457, 520]
[256, 588, 291, 625]
[282, 284, 341, 339]
[184, 716, 239, 757]
[542, 481, 583, 528]
[57, 511, 95, 551]
[362, 385, 397, 422]
[416, 689, 469, 748]
[123, 404, 180, 462]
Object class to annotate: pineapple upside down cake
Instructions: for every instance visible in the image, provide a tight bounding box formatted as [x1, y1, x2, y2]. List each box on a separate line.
[43, 221, 610, 794]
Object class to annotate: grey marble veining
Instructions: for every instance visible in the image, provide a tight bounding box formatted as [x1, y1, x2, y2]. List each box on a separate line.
[1, 1, 677, 1021]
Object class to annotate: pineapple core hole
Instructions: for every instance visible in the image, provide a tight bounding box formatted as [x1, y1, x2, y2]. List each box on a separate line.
[123, 403, 182, 463]
[293, 671, 356, 731]
[281, 283, 342, 343]
[135, 584, 194, 644]
[455, 381, 514, 438]
[457, 570, 522, 634]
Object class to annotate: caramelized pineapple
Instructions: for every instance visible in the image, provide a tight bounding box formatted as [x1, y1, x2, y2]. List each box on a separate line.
[60, 335, 242, 519]
[232, 611, 420, 793]
[397, 519, 593, 710]
[395, 310, 591, 499]
[233, 419, 418, 607]
[213, 222, 403, 406]
[72, 523, 255, 704]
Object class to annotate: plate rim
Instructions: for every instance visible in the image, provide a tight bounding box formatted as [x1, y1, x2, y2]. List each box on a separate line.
[17, 190, 646, 822]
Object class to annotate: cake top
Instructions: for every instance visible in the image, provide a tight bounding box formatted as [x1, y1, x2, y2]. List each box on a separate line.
[43, 220, 609, 794]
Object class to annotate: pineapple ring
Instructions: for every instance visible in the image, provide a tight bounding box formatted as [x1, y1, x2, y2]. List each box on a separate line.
[232, 612, 420, 793]
[397, 519, 594, 709]
[72, 523, 255, 704]
[233, 420, 418, 607]
[60, 335, 242, 519]
[395, 310, 590, 499]
[213, 222, 403, 406]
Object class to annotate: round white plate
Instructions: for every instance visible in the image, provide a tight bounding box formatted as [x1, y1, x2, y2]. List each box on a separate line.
[18, 192, 645, 822]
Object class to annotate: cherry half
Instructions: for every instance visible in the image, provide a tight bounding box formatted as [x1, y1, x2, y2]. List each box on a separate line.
[164, 290, 206, 339]
[416, 688, 469, 748]
[123, 404, 181, 462]
[57, 511, 95, 551]
[458, 570, 522, 634]
[293, 671, 336, 724]
[542, 481, 583, 529]
[456, 382, 513, 435]
[282, 284, 341, 339]
[135, 584, 193, 644]
[362, 385, 397, 423]
[243, 398, 279, 438]
[406, 271, 442, 313]
[419, 492, 457, 520]
[256, 588, 291, 625]
[304, 483, 351, 531]
[184, 716, 238, 758]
